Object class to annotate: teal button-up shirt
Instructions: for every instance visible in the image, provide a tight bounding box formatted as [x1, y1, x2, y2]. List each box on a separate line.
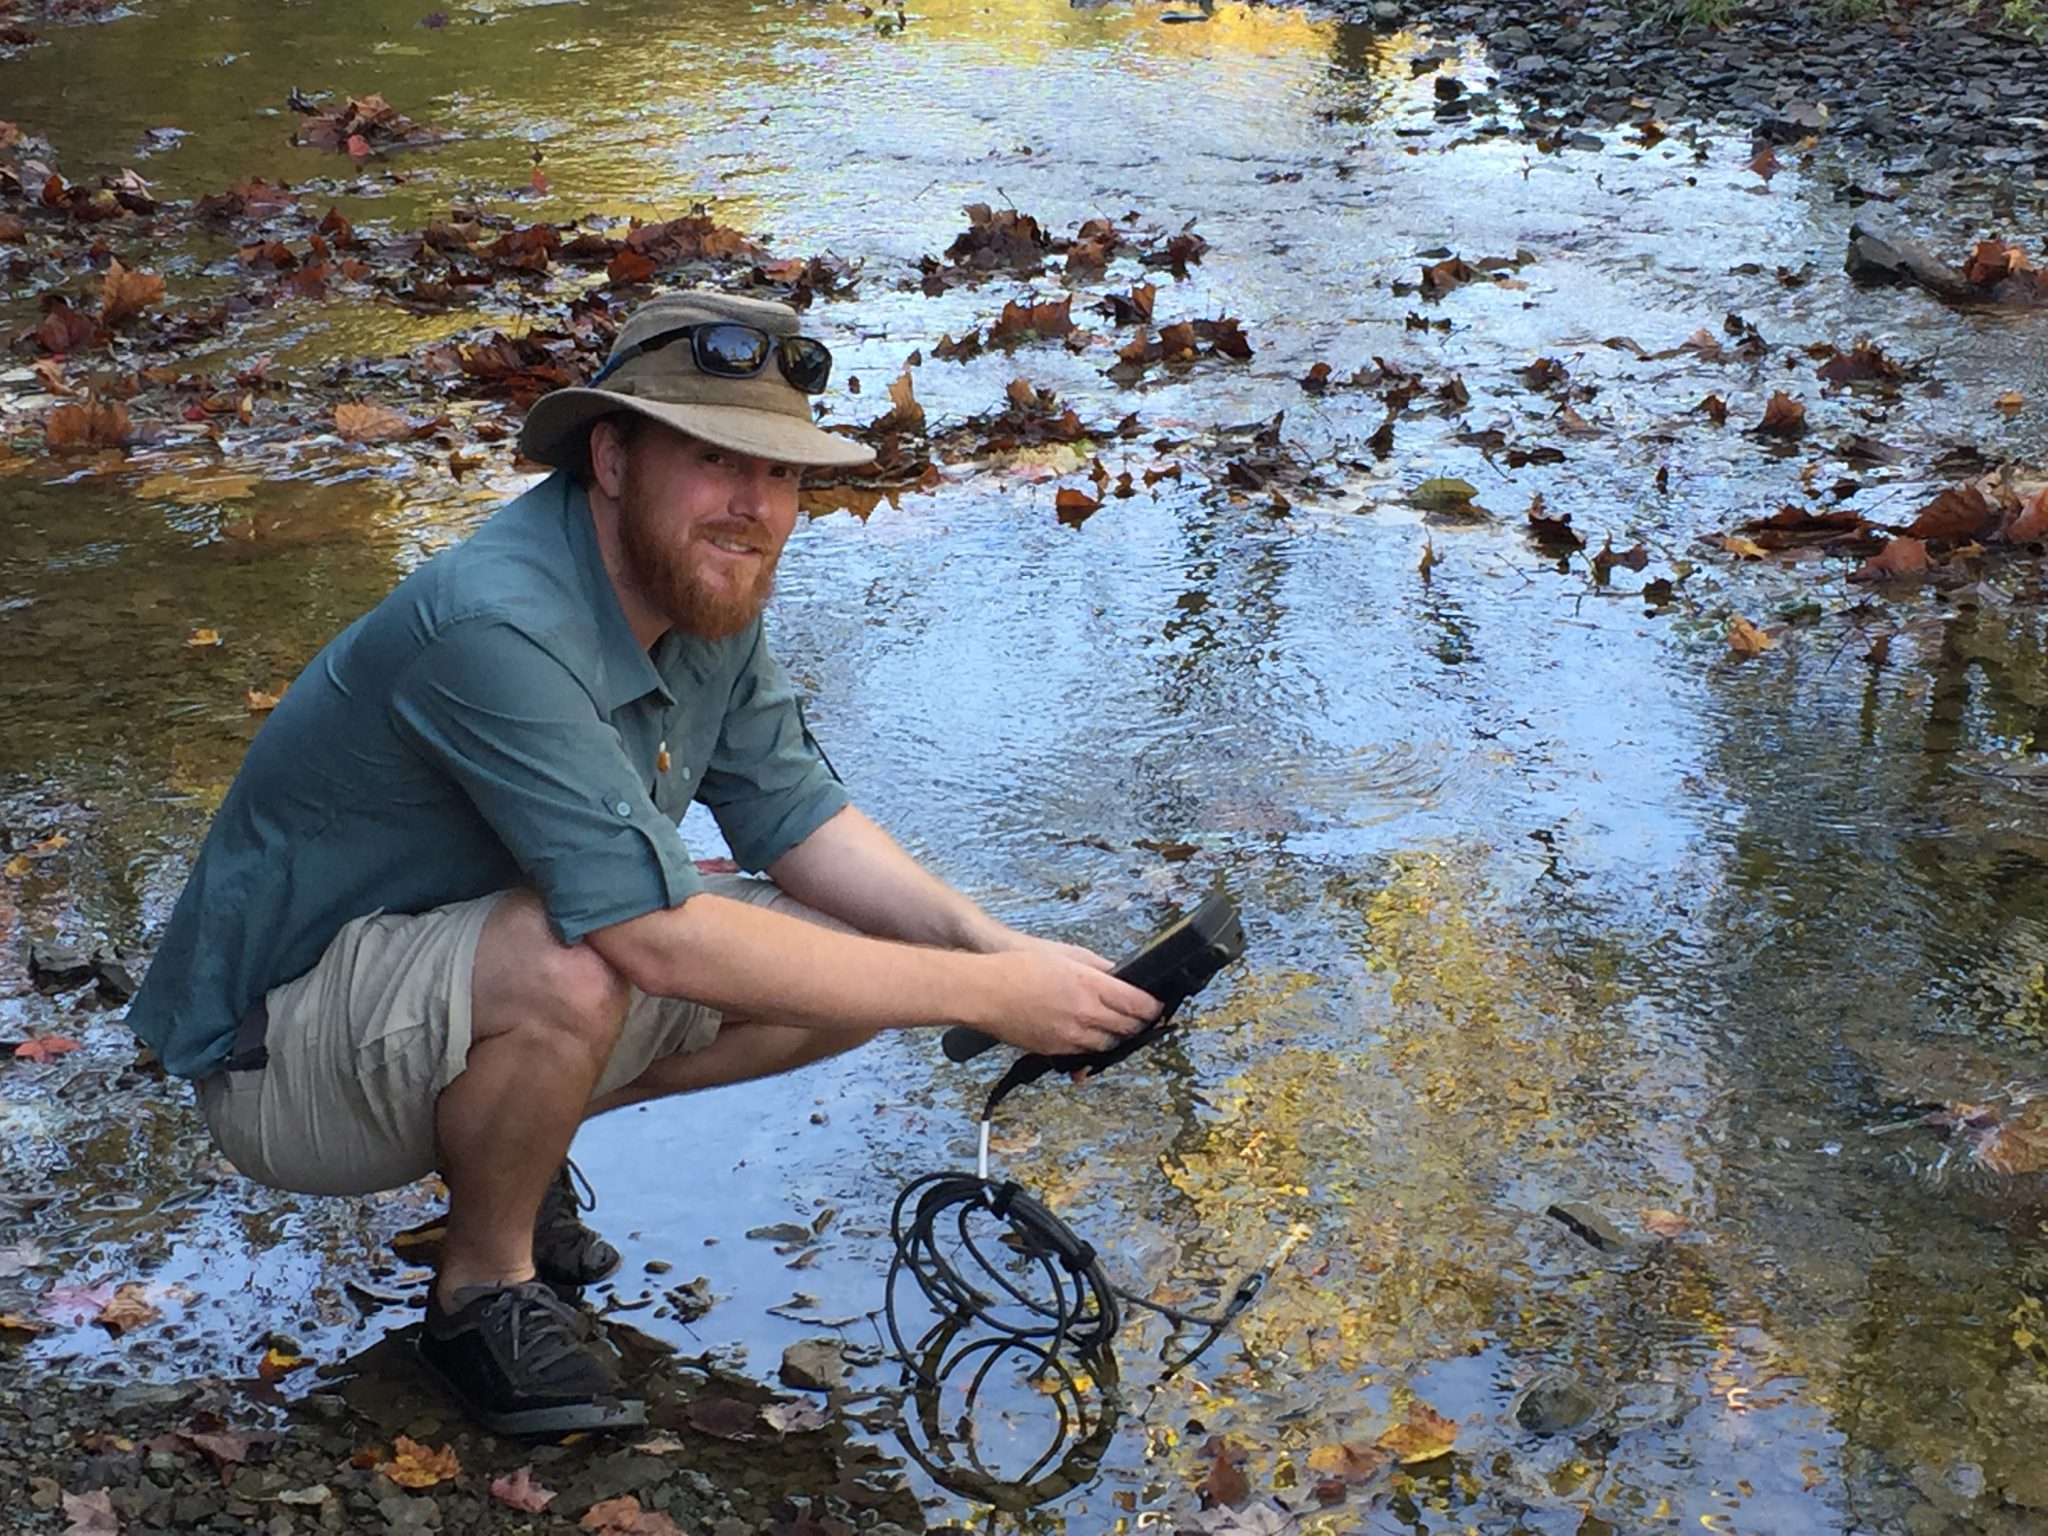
[129, 472, 850, 1079]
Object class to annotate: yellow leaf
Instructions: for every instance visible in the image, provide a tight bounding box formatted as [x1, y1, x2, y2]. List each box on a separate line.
[1996, 391, 2025, 413]
[1726, 616, 1775, 658]
[1375, 1402, 1458, 1464]
[2, 856, 28, 879]
[381, 1435, 460, 1489]
[186, 628, 222, 648]
[1717, 535, 1769, 559]
[245, 686, 284, 713]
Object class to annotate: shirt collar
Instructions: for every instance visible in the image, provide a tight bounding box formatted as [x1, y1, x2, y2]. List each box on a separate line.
[555, 473, 675, 712]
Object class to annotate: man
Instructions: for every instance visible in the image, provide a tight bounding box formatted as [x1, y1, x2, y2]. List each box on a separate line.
[128, 290, 1161, 1435]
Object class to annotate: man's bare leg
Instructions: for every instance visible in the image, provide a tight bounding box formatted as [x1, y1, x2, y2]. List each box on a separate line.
[585, 1018, 876, 1117]
[434, 891, 630, 1305]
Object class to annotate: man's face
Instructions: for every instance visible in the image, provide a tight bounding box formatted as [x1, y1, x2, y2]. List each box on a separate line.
[612, 426, 802, 640]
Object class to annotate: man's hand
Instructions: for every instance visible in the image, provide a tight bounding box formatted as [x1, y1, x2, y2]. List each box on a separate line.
[970, 950, 1162, 1057]
[971, 922, 1117, 974]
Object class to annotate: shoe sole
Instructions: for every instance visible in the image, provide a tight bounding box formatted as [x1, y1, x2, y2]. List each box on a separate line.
[419, 1351, 647, 1437]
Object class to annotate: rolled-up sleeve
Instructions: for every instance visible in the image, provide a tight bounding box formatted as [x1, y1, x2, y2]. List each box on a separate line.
[697, 626, 850, 872]
[388, 618, 703, 944]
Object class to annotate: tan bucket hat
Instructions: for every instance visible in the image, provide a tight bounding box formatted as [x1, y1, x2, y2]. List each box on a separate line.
[520, 289, 876, 473]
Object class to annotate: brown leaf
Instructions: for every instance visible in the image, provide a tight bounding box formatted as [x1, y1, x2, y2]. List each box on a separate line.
[176, 1417, 257, 1473]
[581, 1494, 684, 1535]
[1748, 144, 1780, 180]
[1055, 486, 1101, 526]
[1306, 1440, 1388, 1484]
[2007, 486, 2048, 543]
[334, 401, 412, 442]
[1375, 1402, 1459, 1464]
[1726, 616, 1777, 657]
[45, 398, 131, 450]
[1816, 342, 1903, 385]
[490, 1465, 557, 1514]
[95, 1282, 161, 1336]
[1854, 536, 1932, 581]
[0, 1311, 54, 1337]
[244, 686, 284, 714]
[1964, 238, 2020, 288]
[381, 1435, 460, 1489]
[1756, 392, 1806, 437]
[1420, 256, 1476, 298]
[1642, 1209, 1691, 1238]
[987, 295, 1076, 346]
[1198, 1437, 1251, 1508]
[606, 249, 658, 285]
[1996, 389, 2025, 414]
[1904, 483, 1998, 543]
[870, 370, 925, 435]
[100, 258, 164, 327]
[1697, 393, 1728, 425]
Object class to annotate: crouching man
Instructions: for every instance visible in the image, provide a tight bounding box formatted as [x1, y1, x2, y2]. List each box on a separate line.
[127, 290, 1160, 1434]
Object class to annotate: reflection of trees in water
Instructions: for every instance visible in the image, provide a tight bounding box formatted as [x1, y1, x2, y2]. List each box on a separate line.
[1698, 592, 2048, 1528]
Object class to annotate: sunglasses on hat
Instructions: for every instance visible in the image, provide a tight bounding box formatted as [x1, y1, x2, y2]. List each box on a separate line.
[589, 322, 834, 395]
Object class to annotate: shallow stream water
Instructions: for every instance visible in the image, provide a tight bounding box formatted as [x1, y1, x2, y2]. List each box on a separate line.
[5, 0, 2048, 1531]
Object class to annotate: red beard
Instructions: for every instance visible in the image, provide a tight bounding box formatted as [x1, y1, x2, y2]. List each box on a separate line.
[616, 466, 782, 640]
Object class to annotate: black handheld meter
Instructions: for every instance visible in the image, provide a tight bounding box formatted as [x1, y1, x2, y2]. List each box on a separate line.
[940, 891, 1245, 1076]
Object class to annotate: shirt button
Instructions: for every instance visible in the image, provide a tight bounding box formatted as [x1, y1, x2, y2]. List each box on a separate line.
[615, 801, 632, 817]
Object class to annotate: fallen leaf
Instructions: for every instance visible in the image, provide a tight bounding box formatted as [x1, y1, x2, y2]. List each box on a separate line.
[256, 1346, 307, 1381]
[1697, 393, 1728, 424]
[581, 1494, 684, 1535]
[45, 398, 132, 450]
[490, 1465, 557, 1513]
[1642, 1209, 1691, 1238]
[2008, 486, 2048, 543]
[869, 369, 925, 435]
[1756, 392, 1806, 437]
[1411, 475, 1478, 512]
[14, 1036, 82, 1062]
[175, 1417, 257, 1473]
[100, 258, 164, 327]
[1306, 1439, 1388, 1484]
[1748, 144, 1780, 180]
[1726, 616, 1776, 657]
[334, 401, 413, 442]
[1418, 538, 1438, 579]
[1375, 1402, 1459, 1464]
[95, 1282, 162, 1336]
[185, 628, 221, 647]
[1716, 535, 1769, 559]
[1198, 1437, 1251, 1508]
[60, 1489, 118, 1536]
[1816, 342, 1904, 385]
[1055, 486, 1101, 526]
[1904, 483, 1998, 542]
[381, 1435, 460, 1489]
[1996, 390, 2025, 413]
[1854, 537, 1932, 581]
[0, 1311, 54, 1338]
[244, 687, 284, 713]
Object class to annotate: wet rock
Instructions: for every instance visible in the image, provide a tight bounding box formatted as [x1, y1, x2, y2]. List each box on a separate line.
[1545, 1201, 1629, 1252]
[1844, 222, 1977, 301]
[28, 940, 94, 989]
[746, 1223, 812, 1244]
[779, 1338, 848, 1392]
[106, 1381, 203, 1423]
[1512, 1369, 1606, 1435]
[92, 945, 144, 1004]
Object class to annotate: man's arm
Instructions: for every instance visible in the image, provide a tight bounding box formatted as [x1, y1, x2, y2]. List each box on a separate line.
[763, 805, 1110, 968]
[584, 892, 1159, 1057]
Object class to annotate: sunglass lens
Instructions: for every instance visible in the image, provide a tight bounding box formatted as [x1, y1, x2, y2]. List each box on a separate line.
[693, 324, 774, 378]
[779, 337, 833, 394]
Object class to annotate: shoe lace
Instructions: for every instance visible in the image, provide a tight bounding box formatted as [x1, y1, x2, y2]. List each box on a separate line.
[562, 1157, 598, 1214]
[485, 1283, 595, 1377]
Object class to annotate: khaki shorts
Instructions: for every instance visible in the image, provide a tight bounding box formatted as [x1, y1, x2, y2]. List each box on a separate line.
[196, 874, 794, 1197]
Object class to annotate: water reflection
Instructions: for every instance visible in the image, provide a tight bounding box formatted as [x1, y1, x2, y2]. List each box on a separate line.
[6, 0, 2048, 1528]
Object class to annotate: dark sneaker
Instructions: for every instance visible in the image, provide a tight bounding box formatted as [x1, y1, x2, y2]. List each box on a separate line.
[418, 1280, 645, 1435]
[533, 1160, 621, 1289]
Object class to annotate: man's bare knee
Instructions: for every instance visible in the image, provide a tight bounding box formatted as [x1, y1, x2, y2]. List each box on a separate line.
[474, 892, 630, 1052]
